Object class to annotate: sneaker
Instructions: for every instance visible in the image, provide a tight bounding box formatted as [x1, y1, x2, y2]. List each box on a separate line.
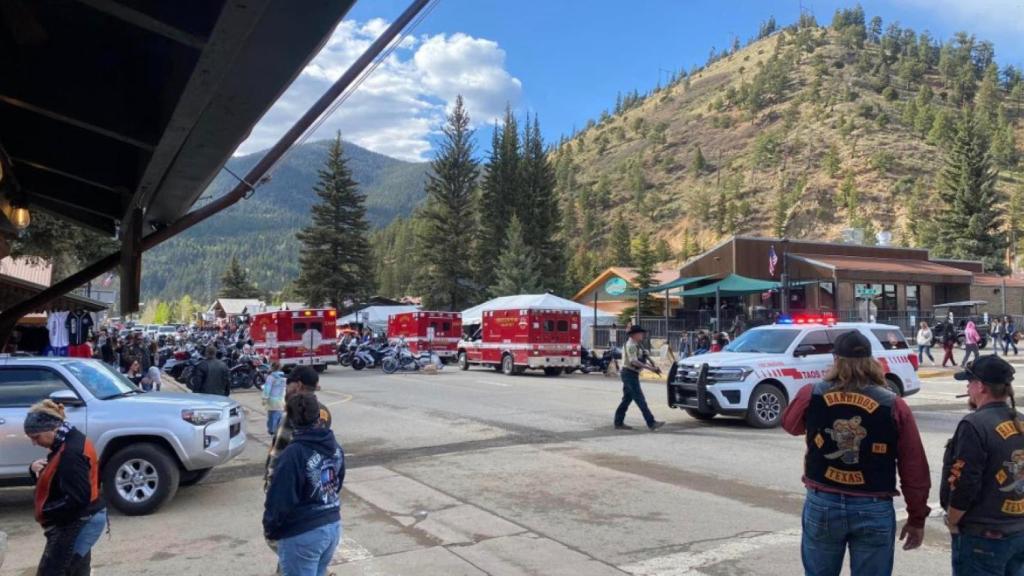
[614, 424, 634, 430]
[648, 421, 666, 431]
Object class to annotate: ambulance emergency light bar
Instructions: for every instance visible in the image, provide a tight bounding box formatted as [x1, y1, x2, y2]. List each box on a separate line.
[776, 313, 836, 326]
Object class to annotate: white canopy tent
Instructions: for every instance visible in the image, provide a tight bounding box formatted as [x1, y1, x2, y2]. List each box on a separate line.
[338, 305, 420, 332]
[461, 293, 615, 348]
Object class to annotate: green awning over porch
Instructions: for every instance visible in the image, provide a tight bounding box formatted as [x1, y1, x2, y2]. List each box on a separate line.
[640, 275, 713, 294]
[681, 274, 782, 297]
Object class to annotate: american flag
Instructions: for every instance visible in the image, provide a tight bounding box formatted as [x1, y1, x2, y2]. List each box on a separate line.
[769, 245, 779, 277]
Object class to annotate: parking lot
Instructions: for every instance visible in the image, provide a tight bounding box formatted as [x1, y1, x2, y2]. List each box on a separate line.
[0, 354, 1004, 575]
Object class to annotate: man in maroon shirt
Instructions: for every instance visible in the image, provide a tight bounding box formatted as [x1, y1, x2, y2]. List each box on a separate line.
[782, 330, 931, 576]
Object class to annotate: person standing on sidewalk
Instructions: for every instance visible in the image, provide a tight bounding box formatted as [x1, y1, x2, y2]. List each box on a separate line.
[261, 362, 286, 435]
[964, 321, 982, 367]
[916, 322, 935, 366]
[263, 393, 344, 576]
[942, 355, 1024, 574]
[992, 318, 1004, 356]
[614, 326, 665, 431]
[782, 331, 930, 576]
[943, 323, 959, 368]
[1004, 316, 1019, 356]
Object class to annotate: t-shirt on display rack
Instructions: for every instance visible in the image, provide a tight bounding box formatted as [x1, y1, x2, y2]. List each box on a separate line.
[45, 309, 94, 357]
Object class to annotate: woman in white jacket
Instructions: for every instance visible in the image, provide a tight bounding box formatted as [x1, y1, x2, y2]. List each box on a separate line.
[915, 321, 934, 366]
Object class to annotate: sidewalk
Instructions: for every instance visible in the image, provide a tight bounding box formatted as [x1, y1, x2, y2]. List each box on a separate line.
[917, 346, 1024, 378]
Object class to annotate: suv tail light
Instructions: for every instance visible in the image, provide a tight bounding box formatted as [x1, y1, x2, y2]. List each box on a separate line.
[908, 353, 919, 371]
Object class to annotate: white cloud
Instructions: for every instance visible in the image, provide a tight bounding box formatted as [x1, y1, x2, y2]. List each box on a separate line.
[236, 19, 522, 162]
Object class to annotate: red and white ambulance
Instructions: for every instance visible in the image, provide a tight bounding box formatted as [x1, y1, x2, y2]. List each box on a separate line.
[387, 311, 462, 361]
[250, 308, 338, 372]
[457, 308, 581, 376]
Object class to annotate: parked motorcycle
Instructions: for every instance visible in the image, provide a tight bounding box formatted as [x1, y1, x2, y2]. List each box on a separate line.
[229, 354, 259, 389]
[337, 342, 357, 367]
[572, 347, 620, 375]
[351, 343, 392, 371]
[382, 346, 436, 374]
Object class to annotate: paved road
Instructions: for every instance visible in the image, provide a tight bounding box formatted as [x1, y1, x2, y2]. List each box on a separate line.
[0, 350, 1014, 575]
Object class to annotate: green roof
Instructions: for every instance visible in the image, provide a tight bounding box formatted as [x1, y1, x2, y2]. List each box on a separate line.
[681, 274, 781, 297]
[641, 275, 713, 294]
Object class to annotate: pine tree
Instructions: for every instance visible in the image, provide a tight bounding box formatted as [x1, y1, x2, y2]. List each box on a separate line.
[295, 135, 372, 308]
[415, 96, 480, 310]
[691, 145, 707, 174]
[823, 143, 842, 177]
[619, 236, 658, 322]
[975, 63, 1002, 132]
[928, 109, 954, 147]
[473, 107, 520, 290]
[490, 216, 542, 297]
[611, 215, 632, 266]
[220, 255, 260, 298]
[518, 115, 564, 291]
[933, 111, 1006, 273]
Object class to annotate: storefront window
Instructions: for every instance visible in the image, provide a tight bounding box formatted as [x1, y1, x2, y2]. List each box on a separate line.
[906, 285, 920, 315]
[881, 284, 897, 311]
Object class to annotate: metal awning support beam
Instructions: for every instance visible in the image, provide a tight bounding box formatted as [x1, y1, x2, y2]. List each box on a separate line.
[12, 157, 126, 194]
[0, 0, 432, 343]
[75, 0, 208, 49]
[0, 94, 156, 151]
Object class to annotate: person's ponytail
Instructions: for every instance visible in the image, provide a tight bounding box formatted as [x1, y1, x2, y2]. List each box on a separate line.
[29, 399, 66, 420]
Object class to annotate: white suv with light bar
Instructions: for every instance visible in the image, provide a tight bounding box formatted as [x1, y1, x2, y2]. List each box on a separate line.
[668, 316, 921, 428]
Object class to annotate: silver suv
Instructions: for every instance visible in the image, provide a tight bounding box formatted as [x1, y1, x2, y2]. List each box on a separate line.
[0, 357, 246, 515]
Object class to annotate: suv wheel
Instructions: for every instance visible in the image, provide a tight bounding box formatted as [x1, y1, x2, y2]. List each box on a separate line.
[458, 352, 469, 371]
[501, 355, 515, 376]
[746, 384, 787, 428]
[102, 443, 180, 515]
[884, 376, 902, 396]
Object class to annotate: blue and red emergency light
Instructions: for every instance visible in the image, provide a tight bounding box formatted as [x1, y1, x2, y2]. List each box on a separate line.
[776, 313, 837, 326]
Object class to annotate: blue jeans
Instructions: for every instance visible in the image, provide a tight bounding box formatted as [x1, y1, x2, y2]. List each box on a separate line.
[1006, 337, 1019, 355]
[801, 489, 896, 576]
[73, 508, 107, 556]
[614, 369, 655, 427]
[277, 521, 341, 576]
[267, 410, 283, 435]
[918, 344, 934, 363]
[953, 532, 1024, 575]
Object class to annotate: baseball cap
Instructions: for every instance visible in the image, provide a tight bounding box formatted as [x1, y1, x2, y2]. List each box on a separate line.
[286, 365, 320, 390]
[833, 331, 872, 358]
[628, 325, 647, 335]
[955, 355, 1015, 386]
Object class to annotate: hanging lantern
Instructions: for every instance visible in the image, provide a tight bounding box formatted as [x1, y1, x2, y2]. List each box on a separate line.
[5, 200, 30, 231]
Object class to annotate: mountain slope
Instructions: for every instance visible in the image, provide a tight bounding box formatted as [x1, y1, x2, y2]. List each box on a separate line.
[141, 139, 428, 301]
[554, 16, 1023, 282]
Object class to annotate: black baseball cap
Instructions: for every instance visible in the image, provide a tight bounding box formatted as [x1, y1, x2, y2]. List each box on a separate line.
[955, 355, 1015, 386]
[833, 331, 872, 358]
[628, 325, 647, 335]
[286, 365, 320, 389]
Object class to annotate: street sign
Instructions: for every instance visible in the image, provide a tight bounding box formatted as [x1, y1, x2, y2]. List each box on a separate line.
[855, 286, 881, 298]
[605, 277, 628, 296]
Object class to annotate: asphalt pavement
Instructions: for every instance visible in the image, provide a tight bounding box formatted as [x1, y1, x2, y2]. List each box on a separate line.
[0, 347, 1018, 575]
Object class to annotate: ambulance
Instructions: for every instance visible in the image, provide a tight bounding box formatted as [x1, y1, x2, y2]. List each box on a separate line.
[667, 314, 921, 428]
[457, 308, 581, 376]
[387, 311, 463, 361]
[250, 308, 338, 371]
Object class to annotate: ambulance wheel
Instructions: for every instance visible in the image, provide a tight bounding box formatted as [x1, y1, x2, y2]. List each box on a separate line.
[543, 367, 562, 377]
[501, 355, 516, 376]
[746, 383, 787, 428]
[314, 365, 327, 374]
[458, 352, 469, 371]
[685, 409, 716, 421]
[884, 375, 903, 396]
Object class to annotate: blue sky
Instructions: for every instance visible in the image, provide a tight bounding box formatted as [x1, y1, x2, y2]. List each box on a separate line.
[239, 0, 1024, 162]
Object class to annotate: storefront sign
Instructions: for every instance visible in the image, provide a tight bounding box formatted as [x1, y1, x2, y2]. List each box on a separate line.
[855, 286, 881, 298]
[605, 277, 629, 297]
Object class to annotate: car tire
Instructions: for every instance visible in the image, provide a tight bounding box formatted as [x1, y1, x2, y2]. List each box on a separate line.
[685, 409, 716, 421]
[179, 467, 212, 487]
[458, 352, 469, 371]
[543, 367, 562, 376]
[501, 355, 515, 376]
[746, 383, 787, 429]
[102, 443, 180, 516]
[884, 376, 903, 396]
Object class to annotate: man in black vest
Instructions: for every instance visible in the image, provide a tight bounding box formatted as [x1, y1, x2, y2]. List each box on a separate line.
[783, 330, 930, 576]
[943, 355, 1024, 574]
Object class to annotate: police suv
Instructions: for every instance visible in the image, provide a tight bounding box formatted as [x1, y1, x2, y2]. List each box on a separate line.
[667, 316, 921, 428]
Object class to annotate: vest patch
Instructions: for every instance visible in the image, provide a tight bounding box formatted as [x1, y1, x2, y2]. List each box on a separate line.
[872, 443, 888, 455]
[824, 416, 868, 464]
[997, 421, 1021, 440]
[1002, 498, 1024, 515]
[814, 433, 825, 449]
[825, 466, 866, 485]
[822, 392, 880, 414]
[999, 449, 1024, 495]
[998, 469, 1009, 485]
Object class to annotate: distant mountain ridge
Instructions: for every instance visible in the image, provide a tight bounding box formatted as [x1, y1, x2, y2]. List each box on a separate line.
[141, 139, 429, 301]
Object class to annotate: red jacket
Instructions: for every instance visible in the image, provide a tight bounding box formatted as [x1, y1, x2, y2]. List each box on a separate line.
[783, 384, 932, 528]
